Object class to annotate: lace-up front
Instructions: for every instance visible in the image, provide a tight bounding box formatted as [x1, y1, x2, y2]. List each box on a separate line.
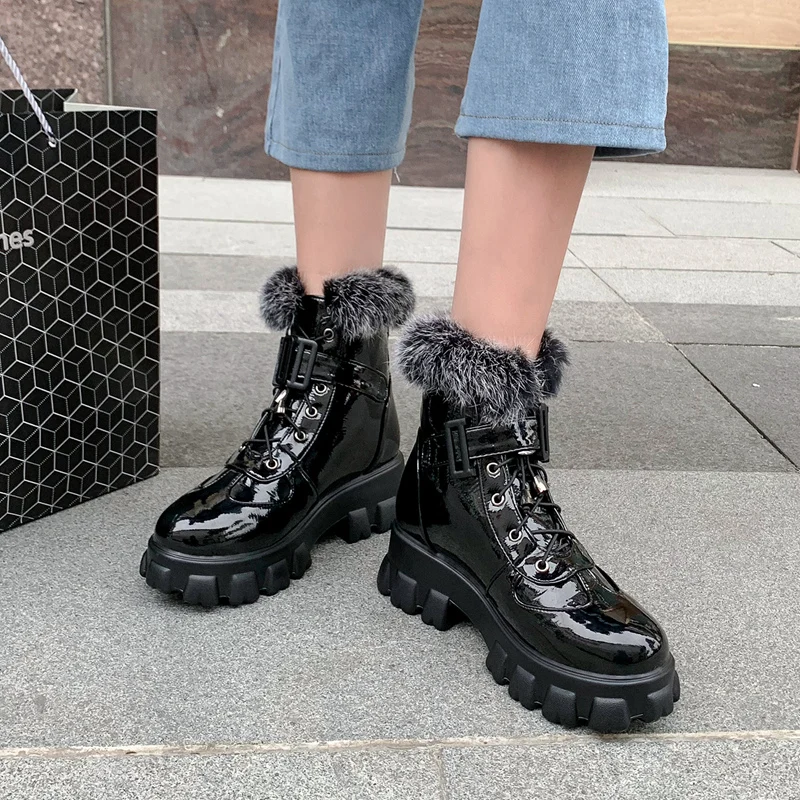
[230, 381, 326, 475]
[492, 454, 576, 569]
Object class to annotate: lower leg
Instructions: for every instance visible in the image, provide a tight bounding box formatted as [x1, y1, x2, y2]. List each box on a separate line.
[291, 168, 392, 295]
[452, 139, 594, 356]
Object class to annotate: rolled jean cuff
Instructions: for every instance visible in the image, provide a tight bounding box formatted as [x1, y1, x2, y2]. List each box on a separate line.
[453, 114, 667, 158]
[265, 137, 406, 172]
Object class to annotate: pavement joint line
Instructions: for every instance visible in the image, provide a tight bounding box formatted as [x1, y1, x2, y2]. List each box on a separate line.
[773, 241, 800, 258]
[675, 345, 800, 472]
[631, 201, 676, 237]
[433, 749, 449, 800]
[581, 266, 663, 338]
[663, 342, 800, 349]
[2, 730, 800, 762]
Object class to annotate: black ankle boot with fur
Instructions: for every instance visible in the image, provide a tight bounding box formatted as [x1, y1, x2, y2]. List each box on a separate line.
[141, 266, 414, 606]
[379, 315, 679, 733]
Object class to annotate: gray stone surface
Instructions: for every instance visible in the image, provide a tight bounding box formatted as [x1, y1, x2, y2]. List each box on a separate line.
[417, 299, 664, 343]
[161, 255, 285, 292]
[547, 342, 789, 472]
[160, 255, 584, 300]
[0, 750, 440, 800]
[582, 163, 800, 204]
[680, 344, 800, 467]
[160, 335, 787, 470]
[634, 200, 800, 239]
[573, 197, 673, 236]
[570, 235, 800, 272]
[547, 302, 664, 343]
[595, 269, 800, 306]
[635, 304, 800, 346]
[1, 468, 800, 749]
[442, 739, 800, 800]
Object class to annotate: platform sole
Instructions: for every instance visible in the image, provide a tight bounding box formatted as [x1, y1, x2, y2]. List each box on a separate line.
[378, 523, 680, 733]
[140, 454, 404, 607]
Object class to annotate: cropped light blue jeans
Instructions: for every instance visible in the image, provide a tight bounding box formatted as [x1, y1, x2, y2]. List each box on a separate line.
[265, 0, 669, 172]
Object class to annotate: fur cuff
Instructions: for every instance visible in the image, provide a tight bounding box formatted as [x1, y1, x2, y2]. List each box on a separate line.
[397, 315, 569, 426]
[260, 265, 415, 341]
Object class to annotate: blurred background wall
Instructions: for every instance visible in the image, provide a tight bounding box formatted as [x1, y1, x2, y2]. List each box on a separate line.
[2, 0, 799, 184]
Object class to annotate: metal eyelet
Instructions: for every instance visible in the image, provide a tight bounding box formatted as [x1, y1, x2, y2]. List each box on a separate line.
[313, 383, 329, 396]
[534, 559, 549, 574]
[507, 527, 523, 544]
[323, 328, 335, 342]
[490, 492, 505, 509]
[264, 457, 280, 471]
[294, 430, 308, 443]
[305, 406, 319, 419]
[486, 462, 501, 478]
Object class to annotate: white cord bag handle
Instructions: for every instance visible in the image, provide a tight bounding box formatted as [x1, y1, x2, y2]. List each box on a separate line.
[0, 35, 58, 148]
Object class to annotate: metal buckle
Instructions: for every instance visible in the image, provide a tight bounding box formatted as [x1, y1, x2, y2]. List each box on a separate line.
[273, 336, 319, 391]
[536, 403, 550, 463]
[445, 418, 475, 478]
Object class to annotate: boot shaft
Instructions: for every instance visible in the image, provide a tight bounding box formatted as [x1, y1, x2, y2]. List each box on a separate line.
[258, 266, 414, 486]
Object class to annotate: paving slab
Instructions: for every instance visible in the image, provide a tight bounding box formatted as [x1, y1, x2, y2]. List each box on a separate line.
[583, 163, 800, 204]
[158, 168, 800, 226]
[595, 269, 800, 306]
[0, 750, 440, 800]
[161, 255, 582, 295]
[775, 240, 800, 257]
[547, 341, 789, 472]
[160, 219, 296, 258]
[680, 344, 800, 467]
[635, 304, 800, 346]
[160, 222, 586, 267]
[546, 301, 664, 343]
[159, 175, 681, 235]
[161, 254, 284, 291]
[160, 335, 786, 470]
[160, 221, 470, 264]
[442, 738, 800, 800]
[634, 200, 800, 239]
[159, 176, 295, 225]
[574, 197, 673, 236]
[414, 300, 663, 344]
[570, 236, 800, 272]
[1, 468, 800, 749]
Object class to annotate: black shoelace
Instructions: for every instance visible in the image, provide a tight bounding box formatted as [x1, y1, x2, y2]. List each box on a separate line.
[231, 387, 310, 472]
[494, 454, 576, 567]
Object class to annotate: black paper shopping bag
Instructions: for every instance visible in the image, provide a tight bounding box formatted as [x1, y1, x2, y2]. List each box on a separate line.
[1, 39, 160, 533]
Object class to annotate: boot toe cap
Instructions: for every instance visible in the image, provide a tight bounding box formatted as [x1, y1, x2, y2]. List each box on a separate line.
[541, 583, 670, 676]
[153, 477, 262, 554]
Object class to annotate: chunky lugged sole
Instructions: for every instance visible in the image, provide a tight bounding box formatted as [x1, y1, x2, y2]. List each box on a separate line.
[140, 453, 404, 607]
[378, 524, 680, 733]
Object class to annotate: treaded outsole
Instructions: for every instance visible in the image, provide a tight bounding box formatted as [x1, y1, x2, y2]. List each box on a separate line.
[377, 555, 680, 733]
[140, 492, 397, 608]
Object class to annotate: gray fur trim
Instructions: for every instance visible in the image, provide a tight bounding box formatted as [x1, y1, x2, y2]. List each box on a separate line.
[259, 265, 415, 340]
[259, 266, 304, 330]
[324, 266, 415, 341]
[397, 315, 569, 426]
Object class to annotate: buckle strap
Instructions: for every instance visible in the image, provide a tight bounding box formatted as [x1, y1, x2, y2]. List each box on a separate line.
[273, 335, 389, 402]
[436, 405, 550, 479]
[274, 336, 319, 391]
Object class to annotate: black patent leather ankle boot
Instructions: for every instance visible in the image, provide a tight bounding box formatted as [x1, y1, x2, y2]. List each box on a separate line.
[141, 266, 414, 606]
[378, 316, 679, 732]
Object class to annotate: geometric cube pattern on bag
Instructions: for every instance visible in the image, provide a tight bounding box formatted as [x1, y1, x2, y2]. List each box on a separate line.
[0, 90, 160, 532]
